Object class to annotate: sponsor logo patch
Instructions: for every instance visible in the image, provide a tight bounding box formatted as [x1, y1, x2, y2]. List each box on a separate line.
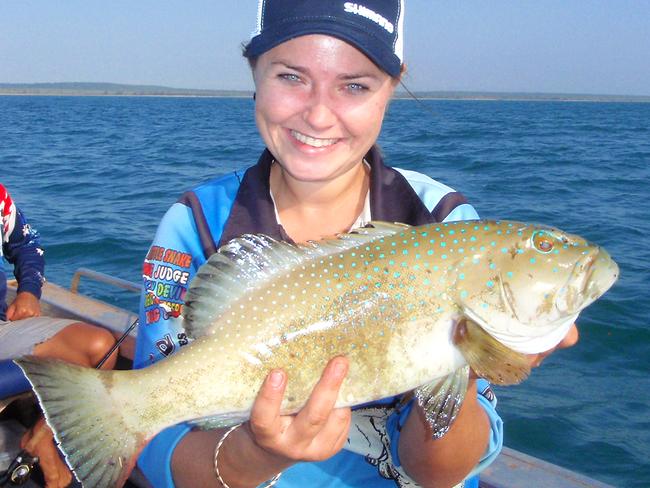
[343, 2, 395, 34]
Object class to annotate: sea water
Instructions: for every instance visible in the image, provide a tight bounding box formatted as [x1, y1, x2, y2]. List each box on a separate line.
[1, 95, 649, 487]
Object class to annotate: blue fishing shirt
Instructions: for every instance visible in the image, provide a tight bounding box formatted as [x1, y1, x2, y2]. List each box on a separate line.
[134, 148, 503, 487]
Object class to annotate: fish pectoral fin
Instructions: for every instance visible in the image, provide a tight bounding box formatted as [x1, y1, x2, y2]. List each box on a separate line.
[190, 412, 250, 430]
[453, 317, 531, 385]
[415, 366, 469, 439]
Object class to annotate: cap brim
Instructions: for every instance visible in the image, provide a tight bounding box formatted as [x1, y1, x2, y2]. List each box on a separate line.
[244, 19, 401, 77]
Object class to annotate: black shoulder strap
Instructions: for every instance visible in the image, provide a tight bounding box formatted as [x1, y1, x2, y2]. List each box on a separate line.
[177, 191, 219, 259]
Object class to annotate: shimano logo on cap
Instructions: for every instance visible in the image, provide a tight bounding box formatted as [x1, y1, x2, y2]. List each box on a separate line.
[343, 2, 394, 34]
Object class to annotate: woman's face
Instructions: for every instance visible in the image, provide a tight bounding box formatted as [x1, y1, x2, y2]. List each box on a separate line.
[253, 34, 398, 183]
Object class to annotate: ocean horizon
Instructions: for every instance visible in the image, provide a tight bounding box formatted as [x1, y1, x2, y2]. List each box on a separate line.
[1, 82, 649, 103]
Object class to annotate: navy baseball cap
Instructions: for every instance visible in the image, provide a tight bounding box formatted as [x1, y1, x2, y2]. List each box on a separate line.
[244, 0, 405, 77]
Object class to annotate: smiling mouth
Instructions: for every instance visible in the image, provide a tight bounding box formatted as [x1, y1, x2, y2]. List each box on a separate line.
[291, 130, 339, 148]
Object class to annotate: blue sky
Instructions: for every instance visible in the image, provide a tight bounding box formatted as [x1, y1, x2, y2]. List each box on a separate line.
[1, 0, 649, 95]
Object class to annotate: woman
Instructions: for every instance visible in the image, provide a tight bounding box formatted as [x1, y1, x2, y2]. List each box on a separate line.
[134, 1, 578, 487]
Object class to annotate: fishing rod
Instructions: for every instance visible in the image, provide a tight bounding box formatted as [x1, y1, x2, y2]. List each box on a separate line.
[0, 318, 139, 486]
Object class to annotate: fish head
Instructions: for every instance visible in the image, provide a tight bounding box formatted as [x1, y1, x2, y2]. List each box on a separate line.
[453, 221, 619, 354]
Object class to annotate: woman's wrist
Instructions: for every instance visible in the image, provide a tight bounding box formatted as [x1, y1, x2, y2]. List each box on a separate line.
[216, 423, 294, 488]
[214, 424, 283, 488]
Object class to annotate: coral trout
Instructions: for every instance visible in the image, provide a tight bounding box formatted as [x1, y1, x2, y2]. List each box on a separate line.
[15, 220, 618, 487]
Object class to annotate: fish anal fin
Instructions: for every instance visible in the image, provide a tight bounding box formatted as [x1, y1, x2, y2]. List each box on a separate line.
[454, 318, 531, 385]
[415, 366, 469, 439]
[190, 412, 249, 431]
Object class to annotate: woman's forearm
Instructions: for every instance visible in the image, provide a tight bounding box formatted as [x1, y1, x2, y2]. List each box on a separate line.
[171, 426, 293, 488]
[399, 379, 490, 488]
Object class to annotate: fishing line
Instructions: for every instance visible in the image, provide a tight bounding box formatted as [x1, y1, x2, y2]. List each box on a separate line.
[399, 79, 440, 118]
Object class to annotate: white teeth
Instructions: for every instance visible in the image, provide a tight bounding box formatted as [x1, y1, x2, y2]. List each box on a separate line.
[291, 130, 338, 148]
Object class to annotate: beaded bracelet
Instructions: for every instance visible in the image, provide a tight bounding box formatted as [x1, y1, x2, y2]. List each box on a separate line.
[214, 423, 283, 488]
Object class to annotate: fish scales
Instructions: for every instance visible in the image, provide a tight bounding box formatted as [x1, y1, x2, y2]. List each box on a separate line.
[14, 220, 619, 488]
[180, 224, 464, 412]
[109, 221, 577, 421]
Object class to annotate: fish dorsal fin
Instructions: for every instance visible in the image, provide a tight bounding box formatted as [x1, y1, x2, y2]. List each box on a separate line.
[182, 221, 409, 340]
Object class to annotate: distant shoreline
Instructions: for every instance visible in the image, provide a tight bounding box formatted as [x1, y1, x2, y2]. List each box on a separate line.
[1, 82, 649, 103]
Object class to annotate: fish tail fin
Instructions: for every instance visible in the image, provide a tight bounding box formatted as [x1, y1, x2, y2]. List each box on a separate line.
[14, 356, 145, 488]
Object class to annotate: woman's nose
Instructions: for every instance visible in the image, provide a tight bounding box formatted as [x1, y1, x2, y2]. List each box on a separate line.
[303, 89, 336, 130]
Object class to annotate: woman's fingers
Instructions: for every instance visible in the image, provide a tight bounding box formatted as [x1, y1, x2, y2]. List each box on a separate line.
[249, 369, 287, 440]
[317, 404, 352, 453]
[291, 356, 349, 437]
[247, 356, 351, 462]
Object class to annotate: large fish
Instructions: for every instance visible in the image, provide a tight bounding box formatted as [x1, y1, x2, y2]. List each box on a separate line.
[15, 220, 618, 487]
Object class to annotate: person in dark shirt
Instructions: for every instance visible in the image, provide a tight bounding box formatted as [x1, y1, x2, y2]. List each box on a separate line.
[0, 182, 119, 488]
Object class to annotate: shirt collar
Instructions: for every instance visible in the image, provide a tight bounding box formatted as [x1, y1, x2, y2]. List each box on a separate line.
[219, 146, 437, 247]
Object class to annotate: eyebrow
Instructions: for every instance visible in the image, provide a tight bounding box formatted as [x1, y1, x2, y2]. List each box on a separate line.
[270, 61, 381, 81]
[339, 72, 381, 81]
[270, 61, 306, 72]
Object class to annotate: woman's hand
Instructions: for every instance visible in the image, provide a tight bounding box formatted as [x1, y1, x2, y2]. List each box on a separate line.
[172, 356, 352, 488]
[6, 291, 41, 321]
[247, 355, 352, 463]
[528, 324, 580, 367]
[400, 324, 581, 487]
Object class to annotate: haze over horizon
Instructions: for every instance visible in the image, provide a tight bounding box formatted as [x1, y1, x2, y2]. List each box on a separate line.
[1, 1, 649, 97]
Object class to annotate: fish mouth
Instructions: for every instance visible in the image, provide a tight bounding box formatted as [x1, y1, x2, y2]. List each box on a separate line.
[556, 247, 619, 315]
[460, 247, 618, 355]
[461, 303, 579, 355]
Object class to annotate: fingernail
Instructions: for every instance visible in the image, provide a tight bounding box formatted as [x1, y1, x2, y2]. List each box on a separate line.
[269, 370, 284, 388]
[333, 360, 347, 378]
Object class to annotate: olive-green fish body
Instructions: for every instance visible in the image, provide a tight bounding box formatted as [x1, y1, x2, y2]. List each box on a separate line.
[15, 220, 619, 487]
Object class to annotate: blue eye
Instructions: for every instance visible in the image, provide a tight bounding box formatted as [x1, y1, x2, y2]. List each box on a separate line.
[347, 83, 368, 92]
[279, 73, 301, 82]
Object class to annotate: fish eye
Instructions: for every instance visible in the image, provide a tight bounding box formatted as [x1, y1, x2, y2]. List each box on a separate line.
[532, 231, 554, 254]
